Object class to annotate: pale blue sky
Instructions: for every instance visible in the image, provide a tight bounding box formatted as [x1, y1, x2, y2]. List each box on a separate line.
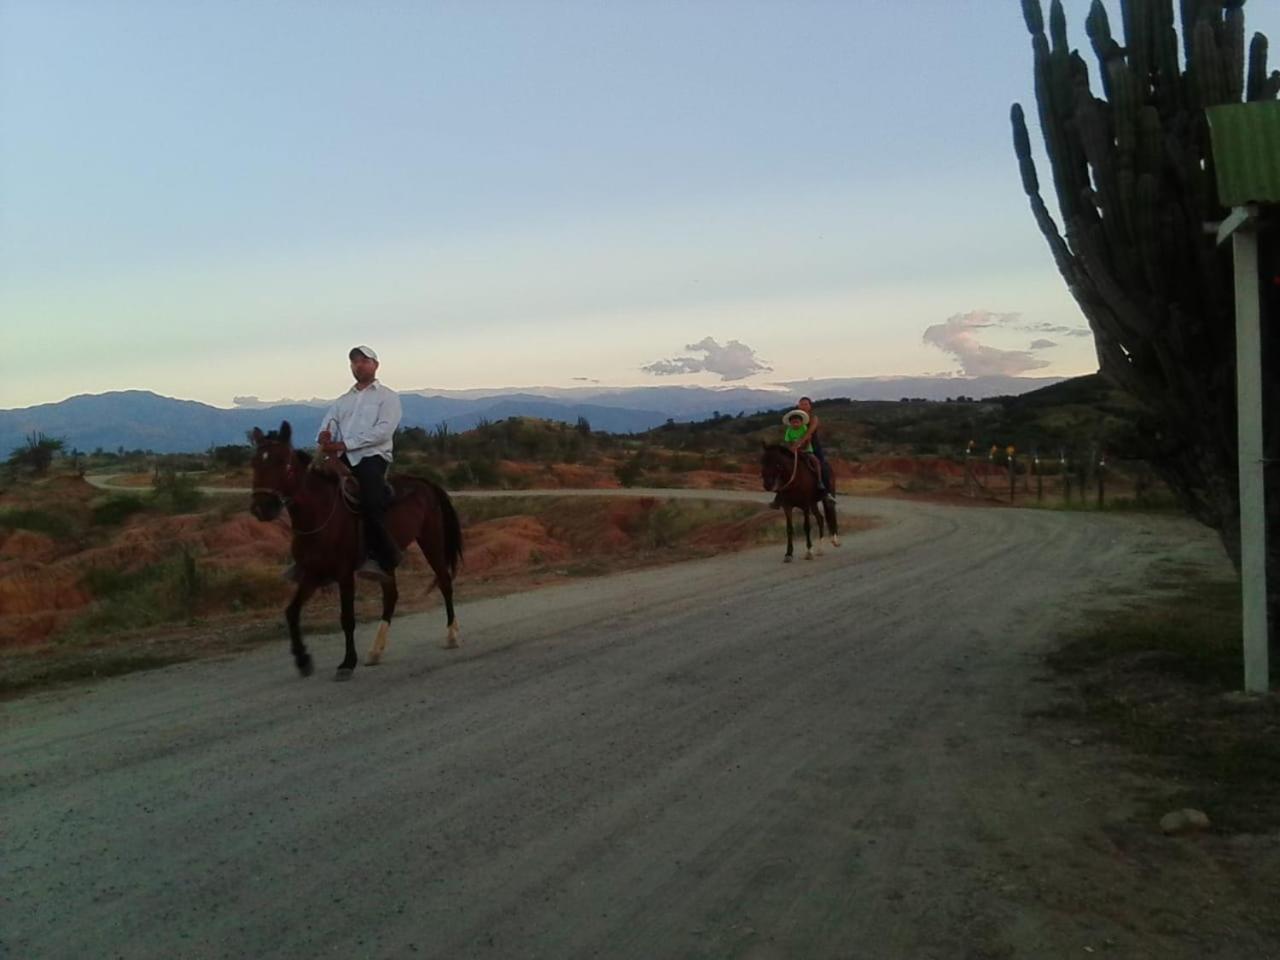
[4, 1, 1277, 408]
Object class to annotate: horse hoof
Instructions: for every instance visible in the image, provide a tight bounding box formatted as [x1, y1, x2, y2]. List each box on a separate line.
[334, 667, 354, 682]
[805, 552, 813, 561]
[783, 555, 793, 563]
[297, 657, 314, 678]
[832, 536, 842, 547]
[365, 652, 382, 666]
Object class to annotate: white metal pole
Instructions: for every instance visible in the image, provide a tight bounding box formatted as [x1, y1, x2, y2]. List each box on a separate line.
[1233, 223, 1270, 693]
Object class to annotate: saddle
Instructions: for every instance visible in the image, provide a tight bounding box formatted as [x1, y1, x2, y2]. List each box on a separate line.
[314, 455, 397, 511]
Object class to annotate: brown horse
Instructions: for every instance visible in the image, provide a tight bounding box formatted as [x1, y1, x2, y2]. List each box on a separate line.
[760, 443, 839, 562]
[249, 421, 462, 680]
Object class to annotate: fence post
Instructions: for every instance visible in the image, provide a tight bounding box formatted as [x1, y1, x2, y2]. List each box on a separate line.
[1096, 453, 1106, 509]
[1007, 445, 1016, 503]
[1035, 454, 1043, 502]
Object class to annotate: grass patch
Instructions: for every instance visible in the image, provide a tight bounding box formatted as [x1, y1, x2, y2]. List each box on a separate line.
[91, 494, 149, 526]
[1046, 566, 1280, 833]
[0, 507, 75, 539]
[69, 549, 207, 636]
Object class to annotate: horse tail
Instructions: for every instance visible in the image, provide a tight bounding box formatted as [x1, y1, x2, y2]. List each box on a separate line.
[432, 482, 463, 576]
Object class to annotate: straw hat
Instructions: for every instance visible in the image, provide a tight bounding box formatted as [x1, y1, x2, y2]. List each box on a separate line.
[782, 409, 809, 426]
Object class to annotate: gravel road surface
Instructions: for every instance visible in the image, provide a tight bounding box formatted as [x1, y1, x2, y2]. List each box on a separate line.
[2, 494, 1247, 959]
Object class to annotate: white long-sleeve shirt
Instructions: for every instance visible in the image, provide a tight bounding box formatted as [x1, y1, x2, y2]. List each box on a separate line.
[317, 380, 402, 464]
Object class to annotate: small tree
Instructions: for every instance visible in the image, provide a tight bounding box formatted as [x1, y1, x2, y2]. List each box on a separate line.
[8, 432, 64, 475]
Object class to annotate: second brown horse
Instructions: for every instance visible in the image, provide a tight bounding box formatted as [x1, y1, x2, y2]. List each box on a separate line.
[760, 443, 840, 562]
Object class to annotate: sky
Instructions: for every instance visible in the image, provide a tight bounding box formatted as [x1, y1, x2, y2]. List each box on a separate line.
[3, 0, 1278, 410]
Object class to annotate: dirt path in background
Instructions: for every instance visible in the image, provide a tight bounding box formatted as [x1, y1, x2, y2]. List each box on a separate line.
[4, 495, 1274, 959]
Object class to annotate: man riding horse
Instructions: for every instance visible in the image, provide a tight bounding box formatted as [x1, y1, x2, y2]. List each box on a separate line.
[287, 344, 402, 583]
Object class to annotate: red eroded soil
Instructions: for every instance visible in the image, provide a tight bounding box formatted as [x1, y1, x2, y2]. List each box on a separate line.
[0, 484, 777, 653]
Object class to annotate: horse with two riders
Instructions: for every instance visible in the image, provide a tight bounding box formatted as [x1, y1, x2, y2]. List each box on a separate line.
[760, 403, 839, 562]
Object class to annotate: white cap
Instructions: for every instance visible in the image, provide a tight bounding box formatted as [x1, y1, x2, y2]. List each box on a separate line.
[349, 345, 378, 361]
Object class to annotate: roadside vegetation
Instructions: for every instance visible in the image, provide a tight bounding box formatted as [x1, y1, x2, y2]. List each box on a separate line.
[1045, 563, 1280, 834]
[0, 478, 783, 697]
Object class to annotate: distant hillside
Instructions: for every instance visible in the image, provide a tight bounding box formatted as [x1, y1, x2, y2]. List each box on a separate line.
[1, 375, 1083, 455]
[636, 374, 1148, 460]
[774, 374, 1066, 401]
[0, 390, 670, 455]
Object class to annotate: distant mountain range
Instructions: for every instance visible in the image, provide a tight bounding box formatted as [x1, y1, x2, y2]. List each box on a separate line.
[0, 376, 1069, 455]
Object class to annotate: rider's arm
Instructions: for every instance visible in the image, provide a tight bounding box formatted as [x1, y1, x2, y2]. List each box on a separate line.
[798, 413, 820, 448]
[317, 402, 340, 445]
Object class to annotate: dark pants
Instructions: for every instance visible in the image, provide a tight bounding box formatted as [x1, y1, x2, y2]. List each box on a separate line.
[349, 455, 398, 569]
[811, 436, 832, 493]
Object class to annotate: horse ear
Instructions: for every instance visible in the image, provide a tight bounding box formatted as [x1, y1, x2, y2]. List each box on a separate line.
[250, 427, 263, 444]
[280, 421, 292, 444]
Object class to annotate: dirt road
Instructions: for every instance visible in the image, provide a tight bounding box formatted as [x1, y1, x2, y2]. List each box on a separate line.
[2, 494, 1256, 959]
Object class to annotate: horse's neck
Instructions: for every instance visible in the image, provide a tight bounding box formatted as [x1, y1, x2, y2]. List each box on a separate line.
[285, 465, 338, 525]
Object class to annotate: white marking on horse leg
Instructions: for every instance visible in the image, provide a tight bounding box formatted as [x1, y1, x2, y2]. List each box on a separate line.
[366, 619, 391, 665]
[445, 620, 461, 650]
[832, 535, 842, 547]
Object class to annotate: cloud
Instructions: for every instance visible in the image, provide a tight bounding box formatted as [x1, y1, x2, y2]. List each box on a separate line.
[642, 337, 772, 381]
[571, 377, 600, 383]
[1022, 321, 1092, 338]
[922, 310, 1051, 376]
[1029, 338, 1057, 350]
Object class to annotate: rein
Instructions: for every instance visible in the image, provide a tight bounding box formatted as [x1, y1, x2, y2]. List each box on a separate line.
[253, 457, 341, 537]
[771, 449, 800, 491]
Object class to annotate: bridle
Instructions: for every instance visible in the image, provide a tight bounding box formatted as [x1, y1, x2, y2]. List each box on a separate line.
[766, 448, 801, 492]
[252, 449, 339, 537]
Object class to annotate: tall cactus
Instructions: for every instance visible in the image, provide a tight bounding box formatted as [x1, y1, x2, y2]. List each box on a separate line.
[1012, 0, 1278, 647]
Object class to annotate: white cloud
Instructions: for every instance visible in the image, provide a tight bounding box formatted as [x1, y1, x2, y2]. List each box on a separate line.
[1029, 338, 1057, 350]
[922, 310, 1051, 376]
[642, 336, 772, 381]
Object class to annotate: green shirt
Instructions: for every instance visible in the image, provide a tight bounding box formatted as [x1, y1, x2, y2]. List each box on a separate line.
[783, 424, 811, 451]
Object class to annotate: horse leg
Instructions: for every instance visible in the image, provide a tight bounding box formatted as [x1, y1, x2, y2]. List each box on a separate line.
[285, 581, 318, 678]
[825, 498, 841, 547]
[783, 506, 795, 563]
[365, 575, 399, 665]
[419, 534, 460, 649]
[803, 508, 814, 560]
[334, 574, 358, 681]
[813, 505, 825, 556]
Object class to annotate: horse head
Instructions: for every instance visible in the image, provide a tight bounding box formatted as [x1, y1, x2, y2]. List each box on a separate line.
[759, 443, 792, 492]
[249, 421, 298, 521]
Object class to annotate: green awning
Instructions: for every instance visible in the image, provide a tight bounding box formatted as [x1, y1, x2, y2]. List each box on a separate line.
[1207, 102, 1280, 206]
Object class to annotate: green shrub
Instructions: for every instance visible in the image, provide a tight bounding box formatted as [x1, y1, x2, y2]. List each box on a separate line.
[91, 495, 148, 526]
[152, 469, 205, 513]
[0, 508, 74, 539]
[73, 549, 208, 634]
[469, 459, 500, 487]
[447, 461, 474, 488]
[615, 456, 644, 487]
